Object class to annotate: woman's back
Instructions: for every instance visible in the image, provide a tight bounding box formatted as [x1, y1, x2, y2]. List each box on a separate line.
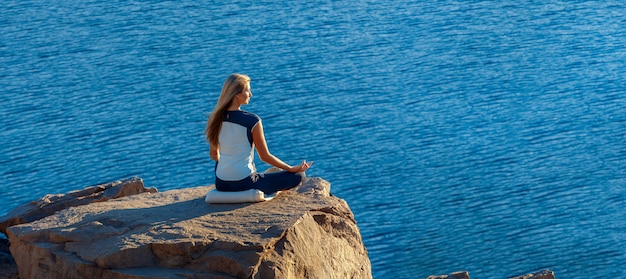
[216, 110, 260, 181]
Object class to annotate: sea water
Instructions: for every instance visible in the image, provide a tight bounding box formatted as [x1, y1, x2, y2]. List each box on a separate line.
[1, 1, 625, 278]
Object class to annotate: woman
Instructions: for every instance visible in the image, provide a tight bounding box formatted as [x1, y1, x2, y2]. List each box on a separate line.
[205, 73, 312, 194]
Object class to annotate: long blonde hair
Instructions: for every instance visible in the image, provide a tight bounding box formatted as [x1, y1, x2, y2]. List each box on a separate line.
[205, 73, 251, 146]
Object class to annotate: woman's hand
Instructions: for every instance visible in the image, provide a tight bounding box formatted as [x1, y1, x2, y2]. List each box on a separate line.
[287, 160, 313, 173]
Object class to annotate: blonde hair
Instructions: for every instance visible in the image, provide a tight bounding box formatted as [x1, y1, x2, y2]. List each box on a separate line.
[205, 73, 251, 146]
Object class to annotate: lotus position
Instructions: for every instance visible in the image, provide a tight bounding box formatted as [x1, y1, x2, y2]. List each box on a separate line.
[205, 73, 312, 194]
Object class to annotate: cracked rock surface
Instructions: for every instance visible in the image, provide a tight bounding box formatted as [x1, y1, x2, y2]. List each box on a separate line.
[7, 177, 371, 279]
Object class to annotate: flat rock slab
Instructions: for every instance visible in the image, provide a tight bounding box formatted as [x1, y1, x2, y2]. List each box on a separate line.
[7, 177, 371, 279]
[0, 177, 156, 236]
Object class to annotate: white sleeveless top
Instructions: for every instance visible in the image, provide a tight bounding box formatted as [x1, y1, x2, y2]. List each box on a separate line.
[216, 110, 260, 181]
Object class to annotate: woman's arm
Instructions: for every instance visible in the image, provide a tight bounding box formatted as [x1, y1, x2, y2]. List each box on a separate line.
[209, 143, 220, 162]
[252, 122, 312, 172]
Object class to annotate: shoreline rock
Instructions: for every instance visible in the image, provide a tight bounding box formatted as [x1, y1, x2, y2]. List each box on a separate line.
[0, 238, 18, 279]
[426, 270, 555, 279]
[508, 270, 555, 279]
[6, 177, 372, 278]
[426, 271, 470, 279]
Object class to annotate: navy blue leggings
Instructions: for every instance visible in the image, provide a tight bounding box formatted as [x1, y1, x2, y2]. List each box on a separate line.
[215, 171, 305, 194]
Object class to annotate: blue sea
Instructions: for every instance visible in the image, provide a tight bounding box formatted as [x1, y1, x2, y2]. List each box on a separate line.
[1, 1, 625, 278]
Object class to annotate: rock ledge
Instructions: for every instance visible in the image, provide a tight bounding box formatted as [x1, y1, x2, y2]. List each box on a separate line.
[6, 177, 372, 279]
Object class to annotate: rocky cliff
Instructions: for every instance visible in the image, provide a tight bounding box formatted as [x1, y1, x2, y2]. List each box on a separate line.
[5, 177, 372, 279]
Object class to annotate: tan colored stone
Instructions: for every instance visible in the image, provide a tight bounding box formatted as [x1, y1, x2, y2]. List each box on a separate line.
[7, 177, 371, 279]
[0, 177, 157, 236]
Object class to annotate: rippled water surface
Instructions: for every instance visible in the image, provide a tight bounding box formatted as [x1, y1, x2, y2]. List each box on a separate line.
[2, 1, 625, 278]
